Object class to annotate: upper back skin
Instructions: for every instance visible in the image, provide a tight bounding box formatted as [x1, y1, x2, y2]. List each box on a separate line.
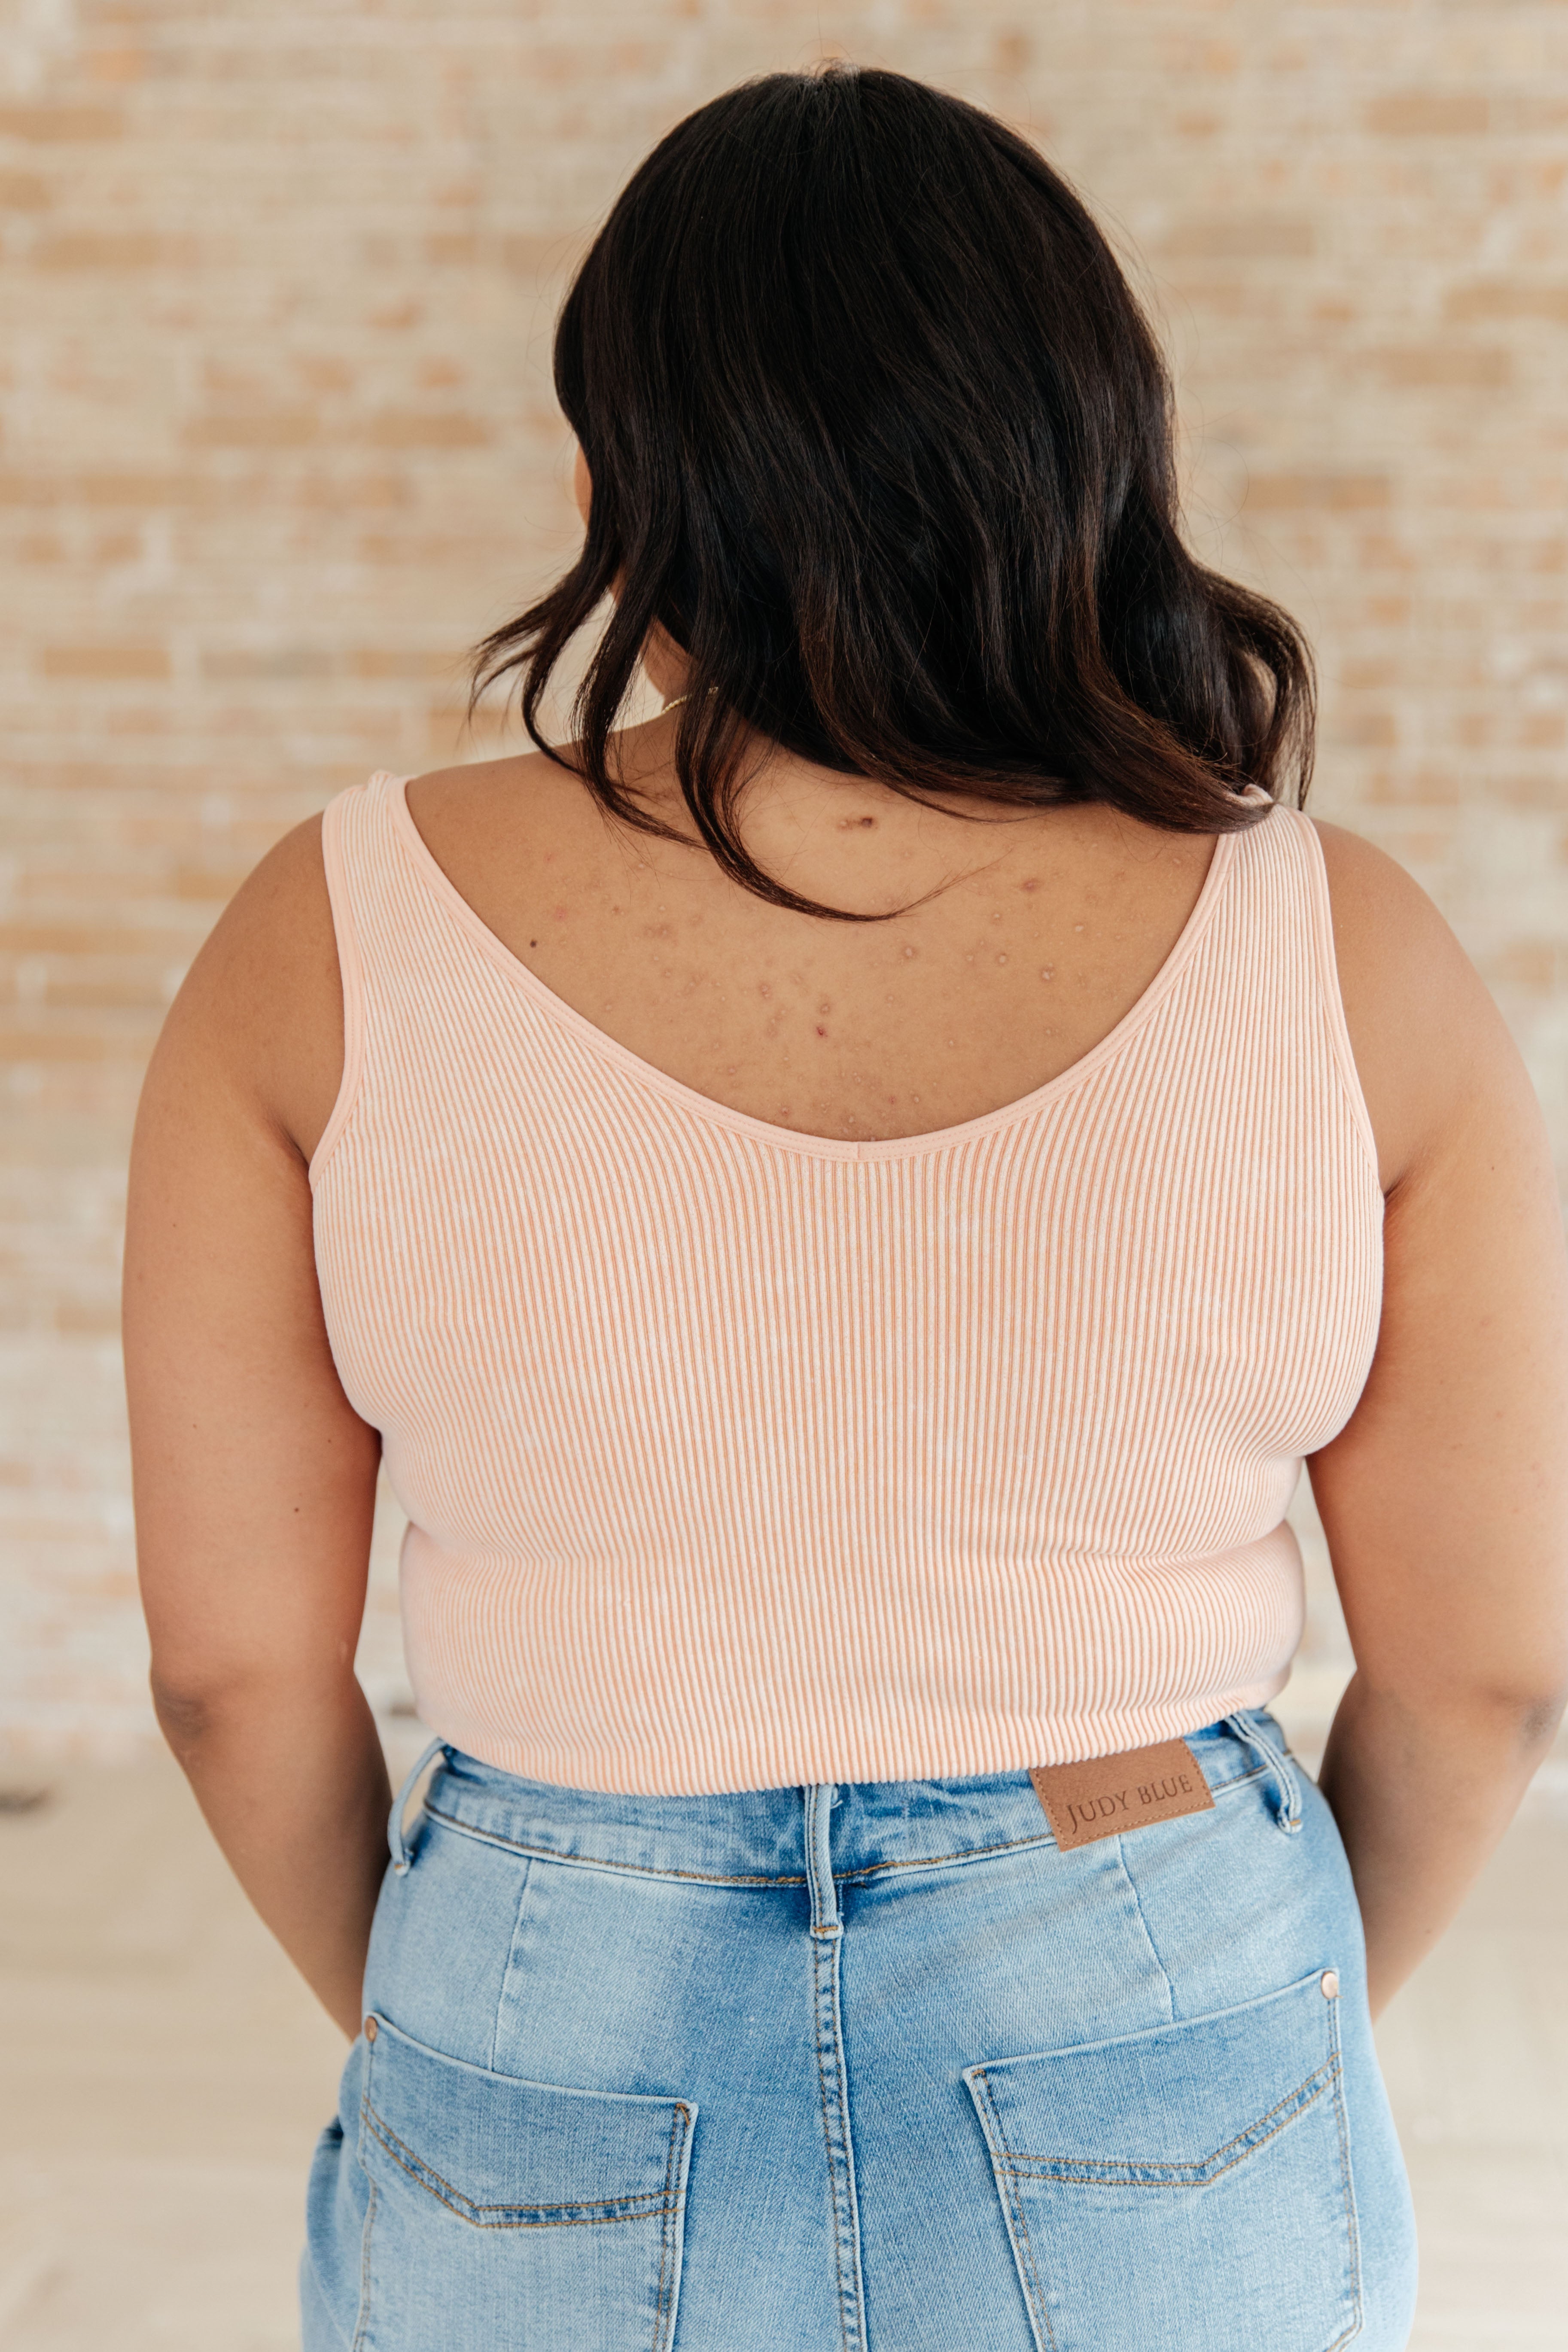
[225, 720, 1495, 1198]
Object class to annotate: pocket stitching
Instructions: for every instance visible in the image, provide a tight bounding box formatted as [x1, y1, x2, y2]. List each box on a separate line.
[972, 2069, 1060, 2352]
[1325, 1999, 1364, 2349]
[360, 2095, 688, 2230]
[985, 2053, 1340, 2188]
[652, 2103, 691, 2352]
[350, 2169, 376, 2352]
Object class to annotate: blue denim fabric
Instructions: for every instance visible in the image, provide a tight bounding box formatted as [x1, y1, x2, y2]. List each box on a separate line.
[301, 1709, 1418, 2351]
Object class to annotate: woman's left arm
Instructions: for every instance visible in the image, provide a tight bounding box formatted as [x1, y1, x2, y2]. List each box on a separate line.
[1308, 821, 1568, 2019]
[123, 814, 389, 2041]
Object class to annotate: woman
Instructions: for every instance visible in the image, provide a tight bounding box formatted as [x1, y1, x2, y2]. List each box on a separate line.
[124, 66, 1567, 2352]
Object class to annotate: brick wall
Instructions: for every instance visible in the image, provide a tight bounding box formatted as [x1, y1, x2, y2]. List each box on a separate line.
[4, 1, 1565, 1758]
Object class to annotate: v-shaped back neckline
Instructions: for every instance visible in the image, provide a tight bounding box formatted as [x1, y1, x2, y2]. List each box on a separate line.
[385, 769, 1260, 1164]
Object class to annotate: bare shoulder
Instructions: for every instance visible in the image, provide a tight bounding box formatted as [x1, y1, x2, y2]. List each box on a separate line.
[145, 809, 343, 1168]
[404, 749, 531, 817]
[403, 748, 529, 835]
[1310, 816, 1539, 1195]
[403, 741, 625, 853]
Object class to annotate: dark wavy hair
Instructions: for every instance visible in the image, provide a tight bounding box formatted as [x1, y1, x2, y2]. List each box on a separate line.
[472, 64, 1315, 924]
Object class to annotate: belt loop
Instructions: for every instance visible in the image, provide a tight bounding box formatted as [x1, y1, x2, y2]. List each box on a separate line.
[388, 1735, 448, 1875]
[1224, 1712, 1302, 1835]
[804, 1783, 841, 1935]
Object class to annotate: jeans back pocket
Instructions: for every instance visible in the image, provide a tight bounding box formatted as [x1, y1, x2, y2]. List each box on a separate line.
[354, 2013, 694, 2352]
[965, 1970, 1360, 2352]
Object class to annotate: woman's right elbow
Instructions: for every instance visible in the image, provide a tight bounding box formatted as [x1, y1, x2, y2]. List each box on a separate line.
[147, 1659, 263, 1753]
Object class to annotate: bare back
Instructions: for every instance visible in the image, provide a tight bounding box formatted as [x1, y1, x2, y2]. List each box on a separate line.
[396, 725, 1218, 1154]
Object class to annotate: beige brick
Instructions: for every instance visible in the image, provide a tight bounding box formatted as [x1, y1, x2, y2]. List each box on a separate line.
[1445, 282, 1568, 324]
[34, 231, 197, 268]
[362, 411, 494, 449]
[1366, 92, 1492, 137]
[198, 647, 337, 682]
[0, 1030, 125, 1062]
[1163, 215, 1315, 259]
[0, 473, 63, 505]
[1373, 346, 1514, 388]
[86, 46, 146, 87]
[1243, 474, 1391, 513]
[170, 864, 254, 903]
[0, 103, 121, 140]
[53, 1299, 122, 1336]
[39, 646, 170, 682]
[0, 925, 192, 958]
[1334, 708, 1401, 749]
[0, 170, 51, 210]
[350, 649, 466, 682]
[183, 411, 321, 450]
[1491, 942, 1568, 992]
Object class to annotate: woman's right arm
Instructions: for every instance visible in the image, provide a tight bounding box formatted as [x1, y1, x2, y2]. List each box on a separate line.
[1309, 823, 1568, 2018]
[123, 815, 391, 2039]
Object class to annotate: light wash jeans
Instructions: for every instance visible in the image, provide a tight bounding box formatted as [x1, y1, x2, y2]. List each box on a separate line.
[301, 1709, 1418, 2351]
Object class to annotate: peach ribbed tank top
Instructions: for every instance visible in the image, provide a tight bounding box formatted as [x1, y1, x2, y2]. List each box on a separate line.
[311, 771, 1383, 1795]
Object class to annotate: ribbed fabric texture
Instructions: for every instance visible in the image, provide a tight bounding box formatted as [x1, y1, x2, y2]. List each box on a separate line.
[311, 771, 1384, 1795]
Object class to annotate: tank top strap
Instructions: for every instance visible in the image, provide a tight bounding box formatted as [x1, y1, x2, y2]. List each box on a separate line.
[309, 770, 415, 1189]
[1222, 801, 1379, 1178]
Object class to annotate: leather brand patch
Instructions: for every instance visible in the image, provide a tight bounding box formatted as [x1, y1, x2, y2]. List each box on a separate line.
[1028, 1738, 1215, 1849]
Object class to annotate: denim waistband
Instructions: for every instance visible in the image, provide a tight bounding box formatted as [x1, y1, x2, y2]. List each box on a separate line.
[393, 1710, 1295, 1890]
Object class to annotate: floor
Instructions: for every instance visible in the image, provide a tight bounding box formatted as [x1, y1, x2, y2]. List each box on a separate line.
[0, 1712, 1564, 2352]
